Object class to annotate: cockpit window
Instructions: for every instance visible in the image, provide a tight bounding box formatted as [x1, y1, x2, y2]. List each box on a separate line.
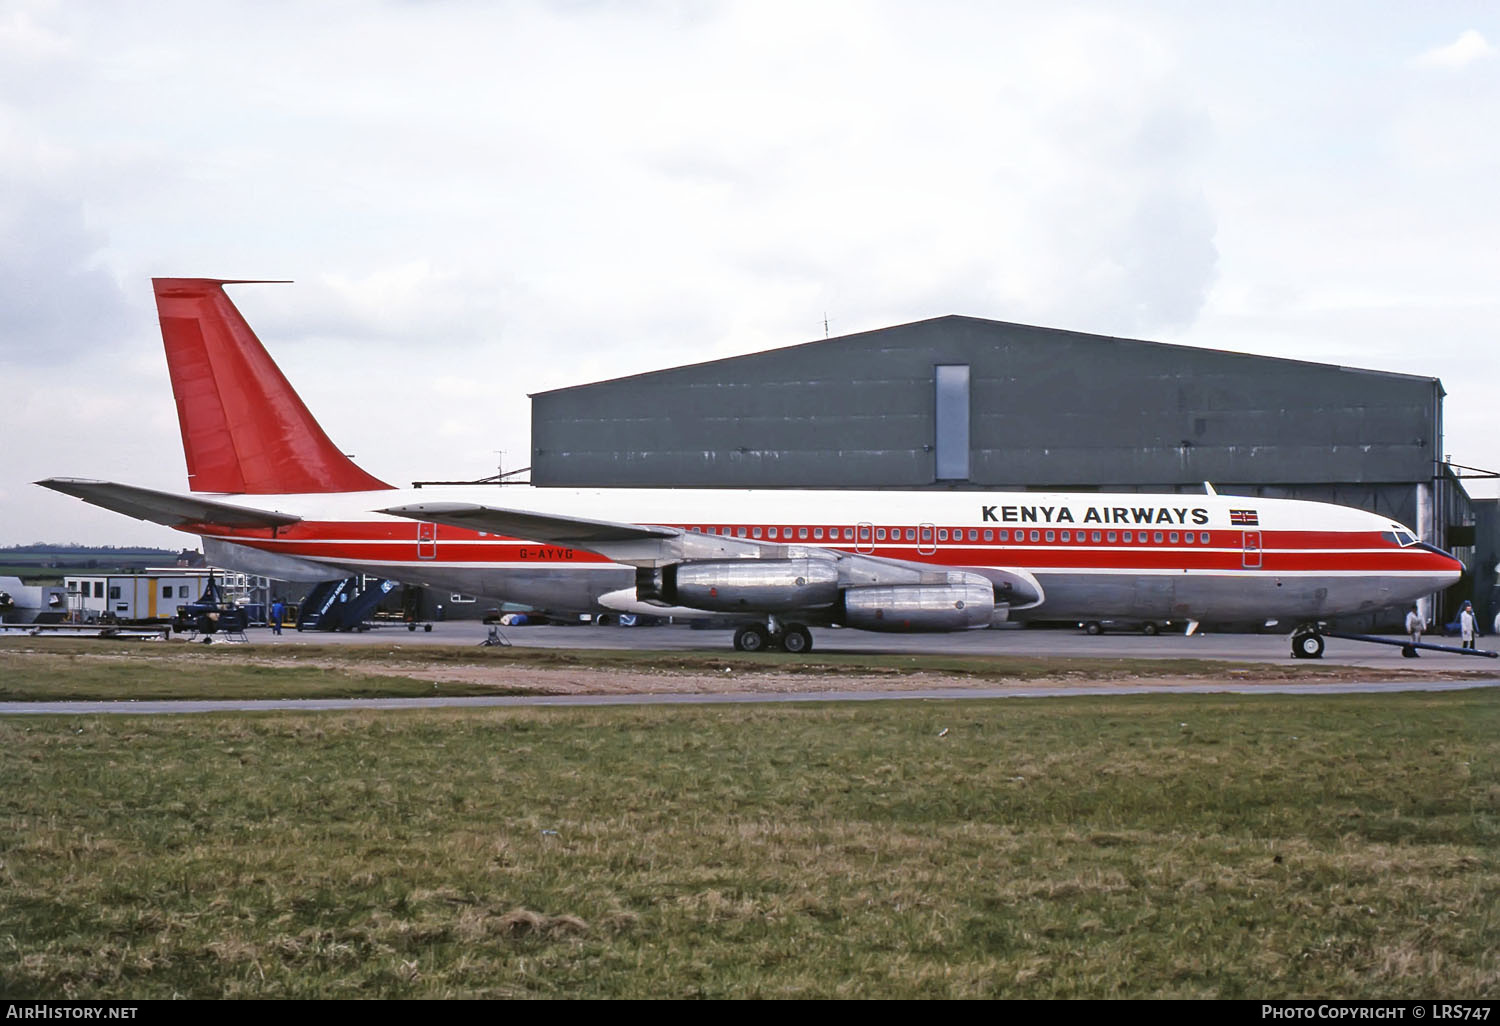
[1382, 527, 1418, 547]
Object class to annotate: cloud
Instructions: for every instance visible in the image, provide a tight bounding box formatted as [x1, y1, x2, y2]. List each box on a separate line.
[1412, 29, 1495, 70]
[4, 2, 1500, 540]
[0, 188, 134, 366]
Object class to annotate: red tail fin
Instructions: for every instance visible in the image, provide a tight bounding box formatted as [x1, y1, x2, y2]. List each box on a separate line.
[153, 278, 393, 494]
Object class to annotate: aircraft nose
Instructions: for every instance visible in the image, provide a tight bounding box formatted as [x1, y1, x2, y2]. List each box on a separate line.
[1416, 542, 1466, 578]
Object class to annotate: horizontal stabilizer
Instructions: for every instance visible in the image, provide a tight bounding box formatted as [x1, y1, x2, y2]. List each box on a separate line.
[379, 502, 678, 544]
[36, 478, 302, 529]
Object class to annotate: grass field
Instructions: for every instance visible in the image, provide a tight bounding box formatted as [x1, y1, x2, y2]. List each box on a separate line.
[2, 686, 1496, 998]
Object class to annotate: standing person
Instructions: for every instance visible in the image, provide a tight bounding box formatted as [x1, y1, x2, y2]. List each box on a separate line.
[270, 598, 285, 636]
[1459, 600, 1477, 650]
[1405, 605, 1425, 649]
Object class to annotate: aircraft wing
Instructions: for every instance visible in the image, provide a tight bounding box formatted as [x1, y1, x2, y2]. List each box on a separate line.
[380, 501, 676, 543]
[36, 478, 302, 530]
[379, 501, 767, 566]
[382, 500, 1046, 607]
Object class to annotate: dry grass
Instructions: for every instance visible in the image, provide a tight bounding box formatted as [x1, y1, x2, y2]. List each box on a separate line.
[1, 635, 1491, 704]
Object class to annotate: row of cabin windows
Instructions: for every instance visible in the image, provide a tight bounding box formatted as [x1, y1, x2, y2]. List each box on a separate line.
[691, 526, 858, 541]
[682, 526, 1215, 546]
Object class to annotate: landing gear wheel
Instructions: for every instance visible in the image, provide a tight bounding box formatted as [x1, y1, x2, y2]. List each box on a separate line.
[1291, 632, 1325, 659]
[733, 624, 771, 652]
[780, 624, 813, 654]
[1142, 622, 1159, 636]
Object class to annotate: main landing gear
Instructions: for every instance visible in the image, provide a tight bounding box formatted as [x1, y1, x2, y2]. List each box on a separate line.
[732, 619, 814, 653]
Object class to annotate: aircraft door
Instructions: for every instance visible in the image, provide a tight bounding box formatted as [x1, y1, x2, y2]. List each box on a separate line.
[856, 522, 874, 554]
[1241, 530, 1261, 569]
[418, 521, 437, 560]
[918, 522, 937, 555]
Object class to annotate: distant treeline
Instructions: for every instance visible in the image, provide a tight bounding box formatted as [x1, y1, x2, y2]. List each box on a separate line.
[0, 545, 202, 575]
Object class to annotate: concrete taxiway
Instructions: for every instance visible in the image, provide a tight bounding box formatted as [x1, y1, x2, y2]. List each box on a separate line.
[240, 620, 1495, 669]
[2, 678, 1496, 717]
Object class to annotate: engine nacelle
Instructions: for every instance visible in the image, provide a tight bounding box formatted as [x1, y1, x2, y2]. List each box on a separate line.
[637, 559, 840, 612]
[840, 578, 995, 632]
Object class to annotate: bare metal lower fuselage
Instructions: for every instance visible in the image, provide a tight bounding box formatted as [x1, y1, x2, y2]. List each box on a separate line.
[204, 533, 1441, 627]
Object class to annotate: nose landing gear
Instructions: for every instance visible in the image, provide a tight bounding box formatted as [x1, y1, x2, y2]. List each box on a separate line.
[1290, 624, 1497, 660]
[1291, 629, 1325, 659]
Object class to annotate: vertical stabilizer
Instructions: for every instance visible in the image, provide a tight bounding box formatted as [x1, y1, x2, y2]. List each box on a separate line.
[153, 278, 393, 494]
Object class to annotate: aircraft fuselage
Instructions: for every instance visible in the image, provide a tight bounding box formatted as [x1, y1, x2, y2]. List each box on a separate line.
[192, 484, 1458, 625]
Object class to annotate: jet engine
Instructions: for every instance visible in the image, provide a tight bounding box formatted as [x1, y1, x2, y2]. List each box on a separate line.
[637, 559, 841, 612]
[839, 575, 995, 632]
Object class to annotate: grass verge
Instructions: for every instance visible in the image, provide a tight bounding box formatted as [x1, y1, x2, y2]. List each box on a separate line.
[1, 692, 1495, 997]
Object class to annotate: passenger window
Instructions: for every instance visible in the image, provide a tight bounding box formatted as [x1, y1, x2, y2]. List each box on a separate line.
[1153, 532, 1164, 543]
[752, 527, 763, 539]
[996, 530, 1006, 541]
[844, 528, 854, 540]
[968, 529, 978, 541]
[1106, 532, 1117, 542]
[736, 527, 747, 538]
[876, 529, 886, 540]
[1030, 530, 1040, 542]
[983, 530, 994, 541]
[905, 528, 916, 541]
[938, 529, 948, 541]
[767, 528, 777, 539]
[1060, 531, 1070, 542]
[1123, 532, 1132, 543]
[799, 528, 808, 539]
[1169, 532, 1179, 544]
[1091, 531, 1101, 542]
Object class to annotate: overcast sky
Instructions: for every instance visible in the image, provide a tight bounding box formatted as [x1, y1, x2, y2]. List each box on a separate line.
[2, 0, 1497, 547]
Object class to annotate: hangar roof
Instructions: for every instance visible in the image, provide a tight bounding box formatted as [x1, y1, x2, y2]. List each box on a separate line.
[530, 314, 1443, 397]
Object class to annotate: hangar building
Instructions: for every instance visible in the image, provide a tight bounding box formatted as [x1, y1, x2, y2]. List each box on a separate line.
[530, 316, 1481, 623]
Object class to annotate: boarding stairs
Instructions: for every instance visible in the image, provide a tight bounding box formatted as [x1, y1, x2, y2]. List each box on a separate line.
[296, 577, 400, 632]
